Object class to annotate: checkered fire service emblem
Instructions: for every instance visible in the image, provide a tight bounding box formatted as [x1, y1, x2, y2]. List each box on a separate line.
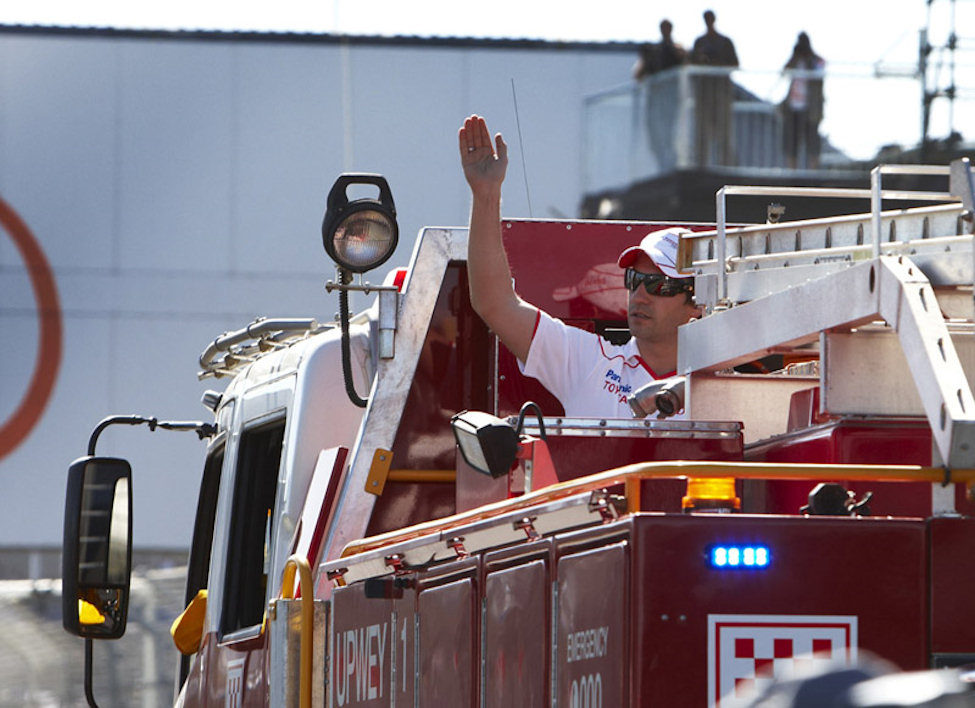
[707, 614, 858, 707]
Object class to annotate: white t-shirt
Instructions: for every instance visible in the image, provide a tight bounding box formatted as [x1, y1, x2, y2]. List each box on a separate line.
[519, 310, 676, 418]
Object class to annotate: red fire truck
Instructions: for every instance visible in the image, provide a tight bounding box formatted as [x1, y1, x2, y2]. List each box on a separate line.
[62, 164, 975, 706]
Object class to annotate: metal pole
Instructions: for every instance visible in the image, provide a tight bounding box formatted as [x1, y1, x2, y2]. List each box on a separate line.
[871, 166, 882, 258]
[677, 67, 691, 168]
[84, 639, 99, 708]
[920, 27, 930, 154]
[716, 187, 727, 302]
[949, 0, 957, 136]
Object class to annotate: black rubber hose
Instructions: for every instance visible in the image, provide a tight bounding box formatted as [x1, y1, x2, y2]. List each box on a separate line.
[339, 270, 368, 408]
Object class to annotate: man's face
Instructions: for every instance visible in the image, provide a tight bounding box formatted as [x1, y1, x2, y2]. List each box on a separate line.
[626, 253, 700, 344]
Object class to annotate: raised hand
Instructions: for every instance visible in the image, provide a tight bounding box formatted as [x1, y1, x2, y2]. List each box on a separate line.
[458, 114, 508, 197]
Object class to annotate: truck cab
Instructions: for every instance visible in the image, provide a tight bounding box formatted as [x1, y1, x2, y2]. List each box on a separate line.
[179, 319, 372, 703]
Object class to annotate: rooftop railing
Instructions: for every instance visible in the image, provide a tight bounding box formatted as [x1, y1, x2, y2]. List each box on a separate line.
[582, 65, 923, 194]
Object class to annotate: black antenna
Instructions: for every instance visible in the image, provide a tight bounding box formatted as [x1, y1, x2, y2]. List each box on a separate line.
[510, 78, 534, 217]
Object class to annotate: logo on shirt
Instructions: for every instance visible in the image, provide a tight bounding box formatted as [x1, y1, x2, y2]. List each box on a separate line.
[603, 368, 632, 404]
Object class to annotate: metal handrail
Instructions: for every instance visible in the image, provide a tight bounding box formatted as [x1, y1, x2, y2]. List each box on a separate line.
[198, 317, 322, 378]
[337, 460, 975, 560]
[279, 555, 313, 708]
[715, 168, 961, 301]
[871, 165, 953, 258]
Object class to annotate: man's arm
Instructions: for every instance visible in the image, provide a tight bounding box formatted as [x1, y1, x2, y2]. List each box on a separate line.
[459, 115, 538, 363]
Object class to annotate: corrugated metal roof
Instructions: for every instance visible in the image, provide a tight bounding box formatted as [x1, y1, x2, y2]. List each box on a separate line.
[0, 23, 640, 51]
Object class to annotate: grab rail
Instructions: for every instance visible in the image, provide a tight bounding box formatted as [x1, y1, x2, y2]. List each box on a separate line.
[337, 460, 975, 560]
[279, 555, 314, 708]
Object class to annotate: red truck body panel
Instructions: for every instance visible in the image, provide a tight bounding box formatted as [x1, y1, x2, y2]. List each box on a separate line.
[322, 512, 975, 706]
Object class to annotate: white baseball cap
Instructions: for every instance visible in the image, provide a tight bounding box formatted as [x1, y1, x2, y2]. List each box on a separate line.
[616, 228, 691, 279]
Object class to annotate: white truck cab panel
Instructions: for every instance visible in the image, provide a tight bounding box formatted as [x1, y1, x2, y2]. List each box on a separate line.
[198, 323, 371, 647]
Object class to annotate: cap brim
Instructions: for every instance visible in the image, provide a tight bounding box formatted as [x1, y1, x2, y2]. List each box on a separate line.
[617, 246, 642, 269]
[616, 245, 687, 278]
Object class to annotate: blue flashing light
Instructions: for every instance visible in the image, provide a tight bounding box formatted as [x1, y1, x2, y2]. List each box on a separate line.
[755, 547, 769, 566]
[713, 547, 728, 566]
[709, 545, 770, 569]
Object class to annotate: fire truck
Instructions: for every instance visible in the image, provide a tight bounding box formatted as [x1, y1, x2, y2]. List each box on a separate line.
[62, 163, 975, 706]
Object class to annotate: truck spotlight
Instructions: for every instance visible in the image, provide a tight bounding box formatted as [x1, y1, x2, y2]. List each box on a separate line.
[322, 174, 398, 274]
[451, 410, 520, 479]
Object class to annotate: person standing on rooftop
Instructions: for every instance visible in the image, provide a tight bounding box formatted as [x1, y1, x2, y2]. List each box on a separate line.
[690, 10, 739, 166]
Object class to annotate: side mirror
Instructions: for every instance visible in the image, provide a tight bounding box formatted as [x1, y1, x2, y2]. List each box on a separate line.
[62, 456, 133, 639]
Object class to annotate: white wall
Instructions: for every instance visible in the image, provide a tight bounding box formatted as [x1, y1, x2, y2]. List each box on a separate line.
[0, 29, 633, 548]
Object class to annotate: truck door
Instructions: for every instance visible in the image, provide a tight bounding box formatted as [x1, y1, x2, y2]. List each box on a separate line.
[202, 415, 286, 706]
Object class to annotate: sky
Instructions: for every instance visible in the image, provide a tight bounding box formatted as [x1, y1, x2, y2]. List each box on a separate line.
[1, 0, 972, 157]
[0, 0, 939, 50]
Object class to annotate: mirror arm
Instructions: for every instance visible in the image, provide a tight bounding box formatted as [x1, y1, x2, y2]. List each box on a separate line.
[84, 639, 99, 708]
[87, 415, 217, 455]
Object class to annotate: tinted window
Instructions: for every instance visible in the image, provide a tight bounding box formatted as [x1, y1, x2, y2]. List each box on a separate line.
[179, 444, 223, 684]
[221, 419, 284, 635]
[185, 445, 224, 605]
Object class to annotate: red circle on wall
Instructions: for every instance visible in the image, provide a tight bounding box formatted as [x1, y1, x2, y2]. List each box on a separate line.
[0, 196, 63, 461]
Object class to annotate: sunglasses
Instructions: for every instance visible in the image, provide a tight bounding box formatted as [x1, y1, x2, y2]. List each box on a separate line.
[624, 268, 694, 297]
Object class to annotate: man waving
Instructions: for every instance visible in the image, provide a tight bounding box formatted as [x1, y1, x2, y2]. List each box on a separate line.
[459, 114, 699, 417]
